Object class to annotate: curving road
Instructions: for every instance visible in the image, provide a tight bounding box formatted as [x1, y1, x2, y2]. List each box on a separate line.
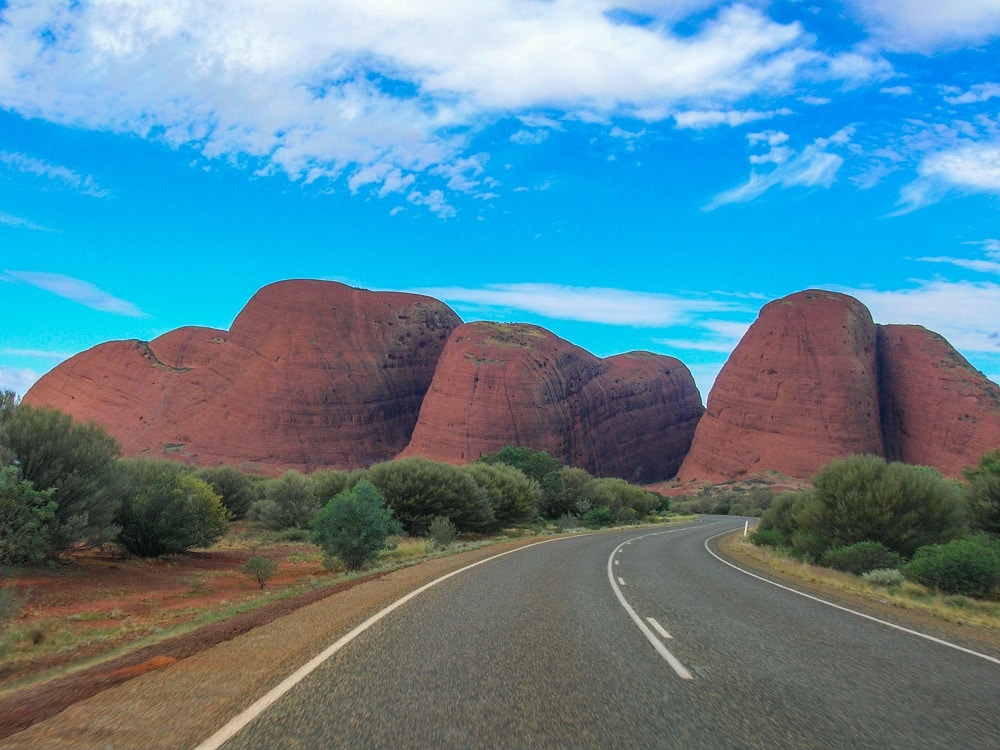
[206, 518, 1000, 749]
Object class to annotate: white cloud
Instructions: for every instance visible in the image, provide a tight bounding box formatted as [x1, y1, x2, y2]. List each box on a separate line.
[0, 366, 41, 398]
[1, 271, 148, 317]
[510, 129, 549, 145]
[943, 82, 1000, 105]
[0, 211, 55, 232]
[0, 1, 866, 205]
[0, 151, 109, 198]
[407, 189, 456, 219]
[0, 347, 74, 360]
[705, 127, 854, 209]
[673, 108, 792, 130]
[654, 320, 751, 352]
[845, 0, 1000, 52]
[411, 283, 744, 327]
[894, 140, 1000, 213]
[880, 85, 912, 96]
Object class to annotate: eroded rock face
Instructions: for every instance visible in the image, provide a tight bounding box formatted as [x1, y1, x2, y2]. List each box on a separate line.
[24, 280, 462, 472]
[677, 290, 884, 482]
[399, 322, 703, 482]
[878, 324, 1000, 476]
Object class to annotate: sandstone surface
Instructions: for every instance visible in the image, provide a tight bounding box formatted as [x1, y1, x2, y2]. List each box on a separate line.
[676, 290, 884, 482]
[25, 280, 461, 472]
[878, 324, 1000, 475]
[399, 322, 703, 482]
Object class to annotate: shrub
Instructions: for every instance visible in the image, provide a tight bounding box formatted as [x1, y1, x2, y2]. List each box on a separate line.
[793, 455, 965, 559]
[581, 477, 658, 520]
[427, 516, 458, 547]
[312, 480, 402, 571]
[194, 466, 260, 519]
[116, 464, 230, 556]
[862, 568, 905, 587]
[555, 513, 581, 532]
[479, 447, 566, 519]
[902, 536, 1000, 597]
[243, 556, 278, 589]
[310, 469, 362, 505]
[583, 506, 615, 529]
[0, 466, 57, 564]
[366, 458, 493, 535]
[819, 541, 903, 576]
[965, 473, 1000, 537]
[2, 404, 122, 550]
[251, 471, 320, 531]
[748, 528, 787, 548]
[462, 462, 539, 529]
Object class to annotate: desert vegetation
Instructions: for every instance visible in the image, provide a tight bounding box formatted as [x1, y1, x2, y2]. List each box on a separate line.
[745, 452, 1000, 601]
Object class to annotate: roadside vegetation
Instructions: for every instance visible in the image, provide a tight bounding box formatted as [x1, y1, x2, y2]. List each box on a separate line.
[0, 391, 682, 672]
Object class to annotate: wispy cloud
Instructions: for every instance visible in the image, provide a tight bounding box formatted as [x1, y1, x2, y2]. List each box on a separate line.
[673, 108, 792, 130]
[705, 127, 854, 209]
[845, 0, 1000, 52]
[654, 320, 752, 352]
[412, 283, 745, 327]
[0, 347, 75, 360]
[1, 271, 148, 317]
[0, 366, 42, 398]
[0, 151, 109, 198]
[942, 82, 1000, 105]
[893, 140, 1000, 214]
[0, 211, 56, 232]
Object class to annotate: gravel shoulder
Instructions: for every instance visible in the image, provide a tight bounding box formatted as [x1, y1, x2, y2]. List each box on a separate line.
[0, 537, 545, 749]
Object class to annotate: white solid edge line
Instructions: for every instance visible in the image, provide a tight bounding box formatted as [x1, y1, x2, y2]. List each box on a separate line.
[607, 535, 693, 680]
[704, 530, 1000, 667]
[195, 536, 567, 750]
[646, 617, 673, 640]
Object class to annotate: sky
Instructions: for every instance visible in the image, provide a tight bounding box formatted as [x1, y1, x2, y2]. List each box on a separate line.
[1, 0, 999, 404]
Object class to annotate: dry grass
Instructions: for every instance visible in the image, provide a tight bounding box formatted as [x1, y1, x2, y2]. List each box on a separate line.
[726, 535, 1000, 631]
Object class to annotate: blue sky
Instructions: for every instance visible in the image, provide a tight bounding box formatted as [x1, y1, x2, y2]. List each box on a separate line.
[2, 1, 999, 402]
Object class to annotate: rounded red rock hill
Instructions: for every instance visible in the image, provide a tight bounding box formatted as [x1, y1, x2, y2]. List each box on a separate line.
[399, 322, 703, 482]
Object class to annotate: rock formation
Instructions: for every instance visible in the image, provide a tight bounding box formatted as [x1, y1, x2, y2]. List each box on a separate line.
[677, 290, 884, 482]
[399, 322, 704, 482]
[677, 290, 1000, 482]
[24, 280, 462, 472]
[878, 324, 1000, 476]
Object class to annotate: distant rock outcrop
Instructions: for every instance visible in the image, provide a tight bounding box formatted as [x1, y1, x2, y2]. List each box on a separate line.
[676, 290, 883, 482]
[677, 290, 1000, 482]
[399, 322, 703, 482]
[24, 280, 462, 472]
[878, 324, 1000, 476]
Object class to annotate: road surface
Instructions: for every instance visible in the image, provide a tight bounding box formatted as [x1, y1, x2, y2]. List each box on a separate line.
[206, 518, 999, 749]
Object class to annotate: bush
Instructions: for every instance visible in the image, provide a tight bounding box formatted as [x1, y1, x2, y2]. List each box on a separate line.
[462, 462, 539, 529]
[194, 466, 260, 520]
[902, 535, 1000, 597]
[862, 568, 905, 587]
[0, 466, 57, 564]
[243, 556, 278, 589]
[758, 491, 809, 539]
[312, 480, 402, 571]
[583, 506, 615, 529]
[479, 447, 566, 519]
[819, 541, 903, 576]
[251, 471, 320, 531]
[427, 516, 458, 547]
[555, 513, 581, 532]
[116, 464, 230, 556]
[2, 404, 121, 550]
[310, 469, 362, 505]
[792, 455, 965, 559]
[366, 458, 493, 535]
[966, 473, 1000, 537]
[748, 528, 787, 548]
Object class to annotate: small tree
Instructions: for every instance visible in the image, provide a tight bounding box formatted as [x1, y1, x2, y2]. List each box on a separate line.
[462, 462, 539, 529]
[195, 466, 261, 520]
[479, 447, 566, 519]
[243, 556, 278, 589]
[312, 480, 401, 571]
[3, 404, 121, 550]
[427, 516, 458, 547]
[251, 471, 320, 531]
[0, 466, 57, 564]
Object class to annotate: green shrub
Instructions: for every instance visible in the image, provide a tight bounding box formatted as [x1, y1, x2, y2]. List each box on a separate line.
[0, 466, 57, 564]
[312, 480, 402, 571]
[748, 528, 787, 548]
[310, 469, 361, 505]
[3, 404, 121, 550]
[427, 516, 458, 547]
[243, 556, 278, 588]
[462, 462, 539, 529]
[251, 471, 320, 531]
[366, 458, 493, 535]
[116, 467, 230, 556]
[862, 568, 905, 587]
[965, 473, 1000, 537]
[479, 447, 566, 519]
[555, 513, 581, 532]
[194, 466, 260, 519]
[793, 455, 965, 559]
[583, 506, 615, 529]
[819, 541, 903, 576]
[902, 536, 1000, 597]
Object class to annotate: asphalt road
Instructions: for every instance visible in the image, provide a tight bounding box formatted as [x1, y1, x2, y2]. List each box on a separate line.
[211, 518, 1000, 749]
